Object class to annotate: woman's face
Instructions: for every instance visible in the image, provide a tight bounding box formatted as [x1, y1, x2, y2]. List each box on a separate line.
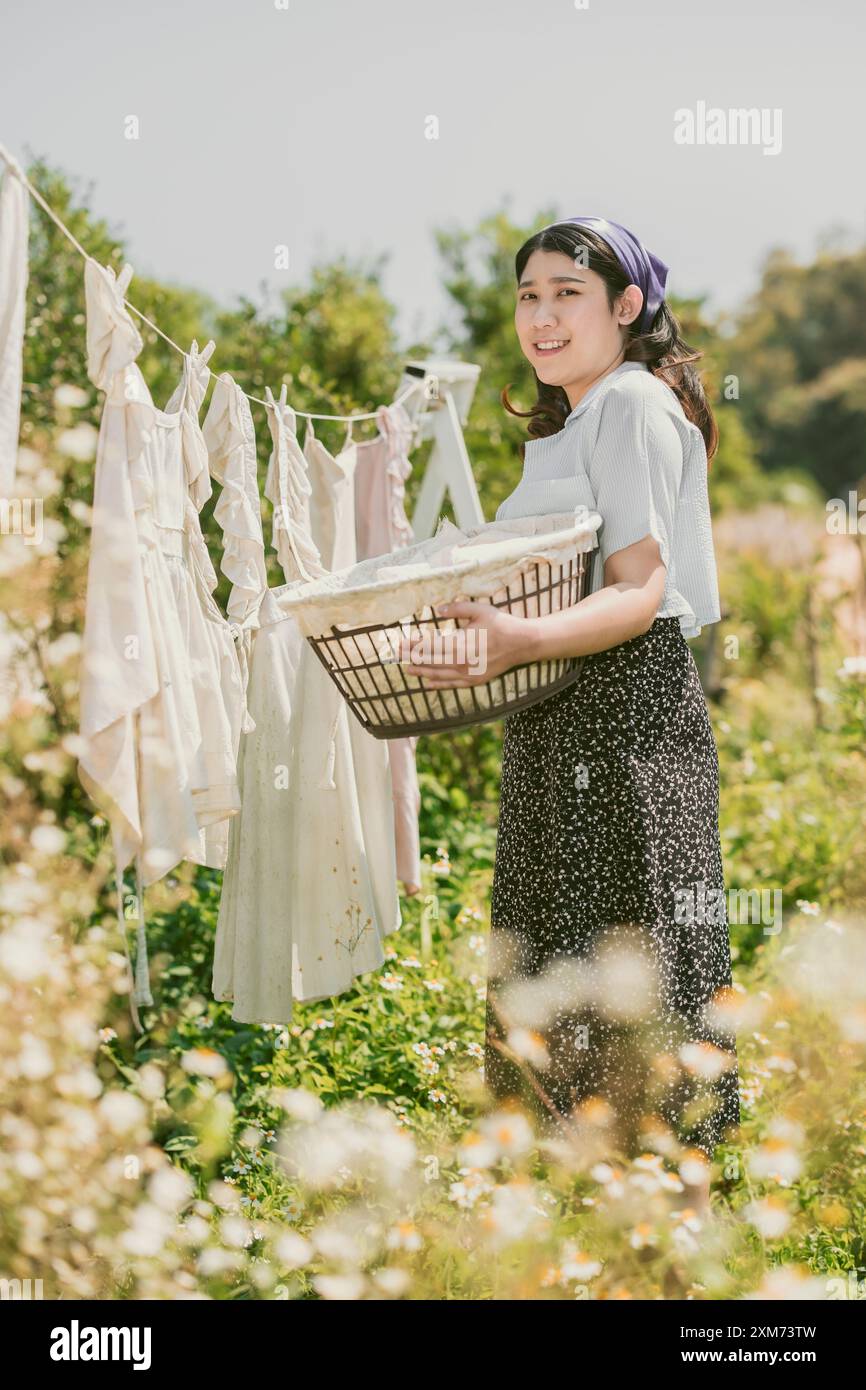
[514, 248, 643, 402]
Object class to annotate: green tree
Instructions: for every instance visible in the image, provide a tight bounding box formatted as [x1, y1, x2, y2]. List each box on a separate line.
[724, 241, 866, 496]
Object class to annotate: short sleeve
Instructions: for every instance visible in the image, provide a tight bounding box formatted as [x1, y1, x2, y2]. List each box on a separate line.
[587, 387, 683, 573]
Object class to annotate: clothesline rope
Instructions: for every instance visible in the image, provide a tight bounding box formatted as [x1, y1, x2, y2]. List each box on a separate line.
[0, 143, 427, 423]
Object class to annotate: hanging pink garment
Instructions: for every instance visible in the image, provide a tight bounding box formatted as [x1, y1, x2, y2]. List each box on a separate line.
[353, 403, 416, 558]
[351, 403, 422, 896]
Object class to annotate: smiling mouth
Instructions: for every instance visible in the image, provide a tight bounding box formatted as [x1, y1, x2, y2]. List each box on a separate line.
[533, 339, 570, 356]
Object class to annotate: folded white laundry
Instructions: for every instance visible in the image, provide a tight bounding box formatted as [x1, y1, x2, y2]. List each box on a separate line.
[278, 510, 601, 636]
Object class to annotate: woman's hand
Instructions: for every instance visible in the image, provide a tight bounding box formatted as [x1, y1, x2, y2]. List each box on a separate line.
[400, 600, 536, 688]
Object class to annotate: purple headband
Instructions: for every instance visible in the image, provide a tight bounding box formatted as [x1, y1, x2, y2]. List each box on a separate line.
[543, 215, 669, 333]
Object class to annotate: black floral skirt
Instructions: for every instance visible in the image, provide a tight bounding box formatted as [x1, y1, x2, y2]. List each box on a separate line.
[484, 617, 740, 1160]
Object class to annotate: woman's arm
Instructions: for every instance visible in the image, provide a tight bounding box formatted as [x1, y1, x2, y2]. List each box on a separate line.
[403, 535, 666, 688]
[521, 389, 681, 662]
[404, 388, 680, 688]
[523, 534, 667, 661]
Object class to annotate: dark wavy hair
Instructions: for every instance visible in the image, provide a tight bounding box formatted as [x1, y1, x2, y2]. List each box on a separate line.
[502, 222, 718, 462]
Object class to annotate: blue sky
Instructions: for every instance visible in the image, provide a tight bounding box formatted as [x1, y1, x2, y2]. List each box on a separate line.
[2, 0, 862, 345]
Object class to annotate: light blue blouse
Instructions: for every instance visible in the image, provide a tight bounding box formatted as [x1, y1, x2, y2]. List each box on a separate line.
[495, 361, 721, 639]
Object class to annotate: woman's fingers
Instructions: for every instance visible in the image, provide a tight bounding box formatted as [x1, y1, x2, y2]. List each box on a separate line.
[410, 677, 479, 689]
[403, 665, 466, 680]
[402, 662, 483, 688]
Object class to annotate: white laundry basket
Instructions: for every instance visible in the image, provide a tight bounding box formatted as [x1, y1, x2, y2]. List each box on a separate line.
[275, 508, 602, 737]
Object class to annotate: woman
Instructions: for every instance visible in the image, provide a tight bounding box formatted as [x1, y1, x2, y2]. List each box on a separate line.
[405, 216, 740, 1214]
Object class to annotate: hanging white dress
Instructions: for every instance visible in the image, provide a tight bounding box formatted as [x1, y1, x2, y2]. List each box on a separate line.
[78, 260, 245, 888]
[165, 344, 254, 870]
[211, 386, 401, 1024]
[202, 372, 270, 629]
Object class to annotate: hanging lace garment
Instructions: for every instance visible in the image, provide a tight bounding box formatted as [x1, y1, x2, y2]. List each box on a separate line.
[165, 343, 255, 870]
[78, 260, 247, 1026]
[202, 372, 269, 627]
[212, 384, 401, 1024]
[353, 402, 416, 557]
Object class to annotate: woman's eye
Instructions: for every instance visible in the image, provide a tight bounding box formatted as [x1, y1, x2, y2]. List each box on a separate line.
[519, 289, 577, 300]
